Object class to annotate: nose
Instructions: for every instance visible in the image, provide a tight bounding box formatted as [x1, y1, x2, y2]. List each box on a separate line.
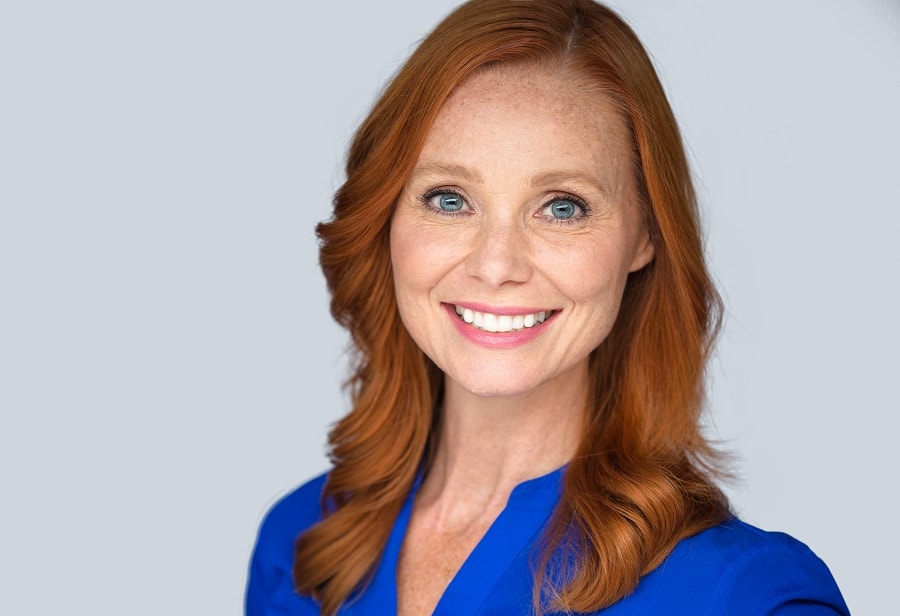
[464, 215, 533, 288]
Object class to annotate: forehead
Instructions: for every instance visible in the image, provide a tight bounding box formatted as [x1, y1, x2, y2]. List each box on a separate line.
[416, 63, 635, 184]
[448, 63, 625, 127]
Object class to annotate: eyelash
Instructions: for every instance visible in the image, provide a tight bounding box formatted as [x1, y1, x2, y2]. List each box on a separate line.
[418, 189, 591, 225]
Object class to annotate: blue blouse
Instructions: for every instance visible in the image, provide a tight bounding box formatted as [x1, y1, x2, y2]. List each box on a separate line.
[246, 468, 849, 615]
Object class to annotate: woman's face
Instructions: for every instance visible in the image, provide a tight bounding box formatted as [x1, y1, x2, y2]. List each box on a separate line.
[390, 65, 654, 399]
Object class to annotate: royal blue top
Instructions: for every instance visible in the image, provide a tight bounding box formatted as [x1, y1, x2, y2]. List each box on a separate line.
[246, 468, 849, 615]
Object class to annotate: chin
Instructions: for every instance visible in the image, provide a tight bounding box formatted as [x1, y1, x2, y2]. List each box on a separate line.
[462, 384, 531, 399]
[447, 371, 548, 400]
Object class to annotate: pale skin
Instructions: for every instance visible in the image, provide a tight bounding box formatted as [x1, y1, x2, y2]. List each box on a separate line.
[389, 63, 655, 615]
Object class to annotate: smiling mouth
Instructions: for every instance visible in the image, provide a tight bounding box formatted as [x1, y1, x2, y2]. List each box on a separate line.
[453, 305, 554, 333]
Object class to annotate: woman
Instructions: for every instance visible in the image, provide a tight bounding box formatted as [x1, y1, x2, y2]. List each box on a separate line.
[247, 1, 848, 614]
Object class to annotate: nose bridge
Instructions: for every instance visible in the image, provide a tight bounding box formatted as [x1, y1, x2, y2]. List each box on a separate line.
[464, 208, 532, 287]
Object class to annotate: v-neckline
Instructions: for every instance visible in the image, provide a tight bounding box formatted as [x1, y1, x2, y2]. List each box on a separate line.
[383, 465, 565, 615]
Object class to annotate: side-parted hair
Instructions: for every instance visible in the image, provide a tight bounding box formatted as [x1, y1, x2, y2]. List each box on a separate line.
[297, 1, 730, 613]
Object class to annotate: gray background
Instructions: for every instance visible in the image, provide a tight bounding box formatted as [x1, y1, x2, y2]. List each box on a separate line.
[1, 1, 897, 614]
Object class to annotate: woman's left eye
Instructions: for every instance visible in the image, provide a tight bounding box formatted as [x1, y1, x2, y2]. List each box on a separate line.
[541, 197, 586, 221]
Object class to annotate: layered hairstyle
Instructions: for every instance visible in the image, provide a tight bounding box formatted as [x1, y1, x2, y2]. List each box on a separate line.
[297, 0, 729, 613]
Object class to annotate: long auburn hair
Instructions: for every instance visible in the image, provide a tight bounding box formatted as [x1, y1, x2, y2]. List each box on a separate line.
[296, 0, 730, 613]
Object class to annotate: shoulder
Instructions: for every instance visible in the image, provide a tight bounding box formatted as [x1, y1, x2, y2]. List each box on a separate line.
[256, 473, 329, 549]
[617, 518, 850, 615]
[245, 473, 328, 616]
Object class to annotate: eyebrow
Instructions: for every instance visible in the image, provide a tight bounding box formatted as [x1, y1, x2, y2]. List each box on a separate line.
[407, 163, 610, 196]
[531, 171, 603, 190]
[407, 162, 483, 184]
[530, 171, 609, 196]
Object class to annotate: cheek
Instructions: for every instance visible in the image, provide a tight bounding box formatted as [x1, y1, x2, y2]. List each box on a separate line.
[390, 217, 452, 312]
[389, 224, 421, 309]
[541, 239, 634, 313]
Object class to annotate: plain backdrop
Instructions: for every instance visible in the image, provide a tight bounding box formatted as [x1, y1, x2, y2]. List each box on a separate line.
[1, 1, 897, 614]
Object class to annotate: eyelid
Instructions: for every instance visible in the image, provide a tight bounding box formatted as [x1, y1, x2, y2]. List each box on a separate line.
[546, 192, 589, 209]
[422, 186, 465, 199]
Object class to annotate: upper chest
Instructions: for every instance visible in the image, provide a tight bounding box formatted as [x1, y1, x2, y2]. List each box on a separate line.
[395, 507, 500, 616]
[339, 470, 566, 616]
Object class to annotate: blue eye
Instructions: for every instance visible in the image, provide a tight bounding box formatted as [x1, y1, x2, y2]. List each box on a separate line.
[422, 190, 468, 214]
[546, 199, 581, 220]
[436, 193, 464, 212]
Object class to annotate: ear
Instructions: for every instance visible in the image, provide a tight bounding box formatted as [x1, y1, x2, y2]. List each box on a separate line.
[628, 225, 656, 273]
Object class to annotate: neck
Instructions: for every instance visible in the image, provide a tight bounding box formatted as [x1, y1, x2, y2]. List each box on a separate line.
[417, 361, 587, 516]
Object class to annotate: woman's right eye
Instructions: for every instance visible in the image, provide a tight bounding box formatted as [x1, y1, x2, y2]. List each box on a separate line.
[423, 191, 467, 214]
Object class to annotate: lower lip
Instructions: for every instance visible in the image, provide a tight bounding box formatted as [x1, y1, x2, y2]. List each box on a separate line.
[444, 304, 554, 348]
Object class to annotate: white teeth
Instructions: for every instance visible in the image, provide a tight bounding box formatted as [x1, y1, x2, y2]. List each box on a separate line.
[453, 305, 552, 332]
[483, 313, 498, 332]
